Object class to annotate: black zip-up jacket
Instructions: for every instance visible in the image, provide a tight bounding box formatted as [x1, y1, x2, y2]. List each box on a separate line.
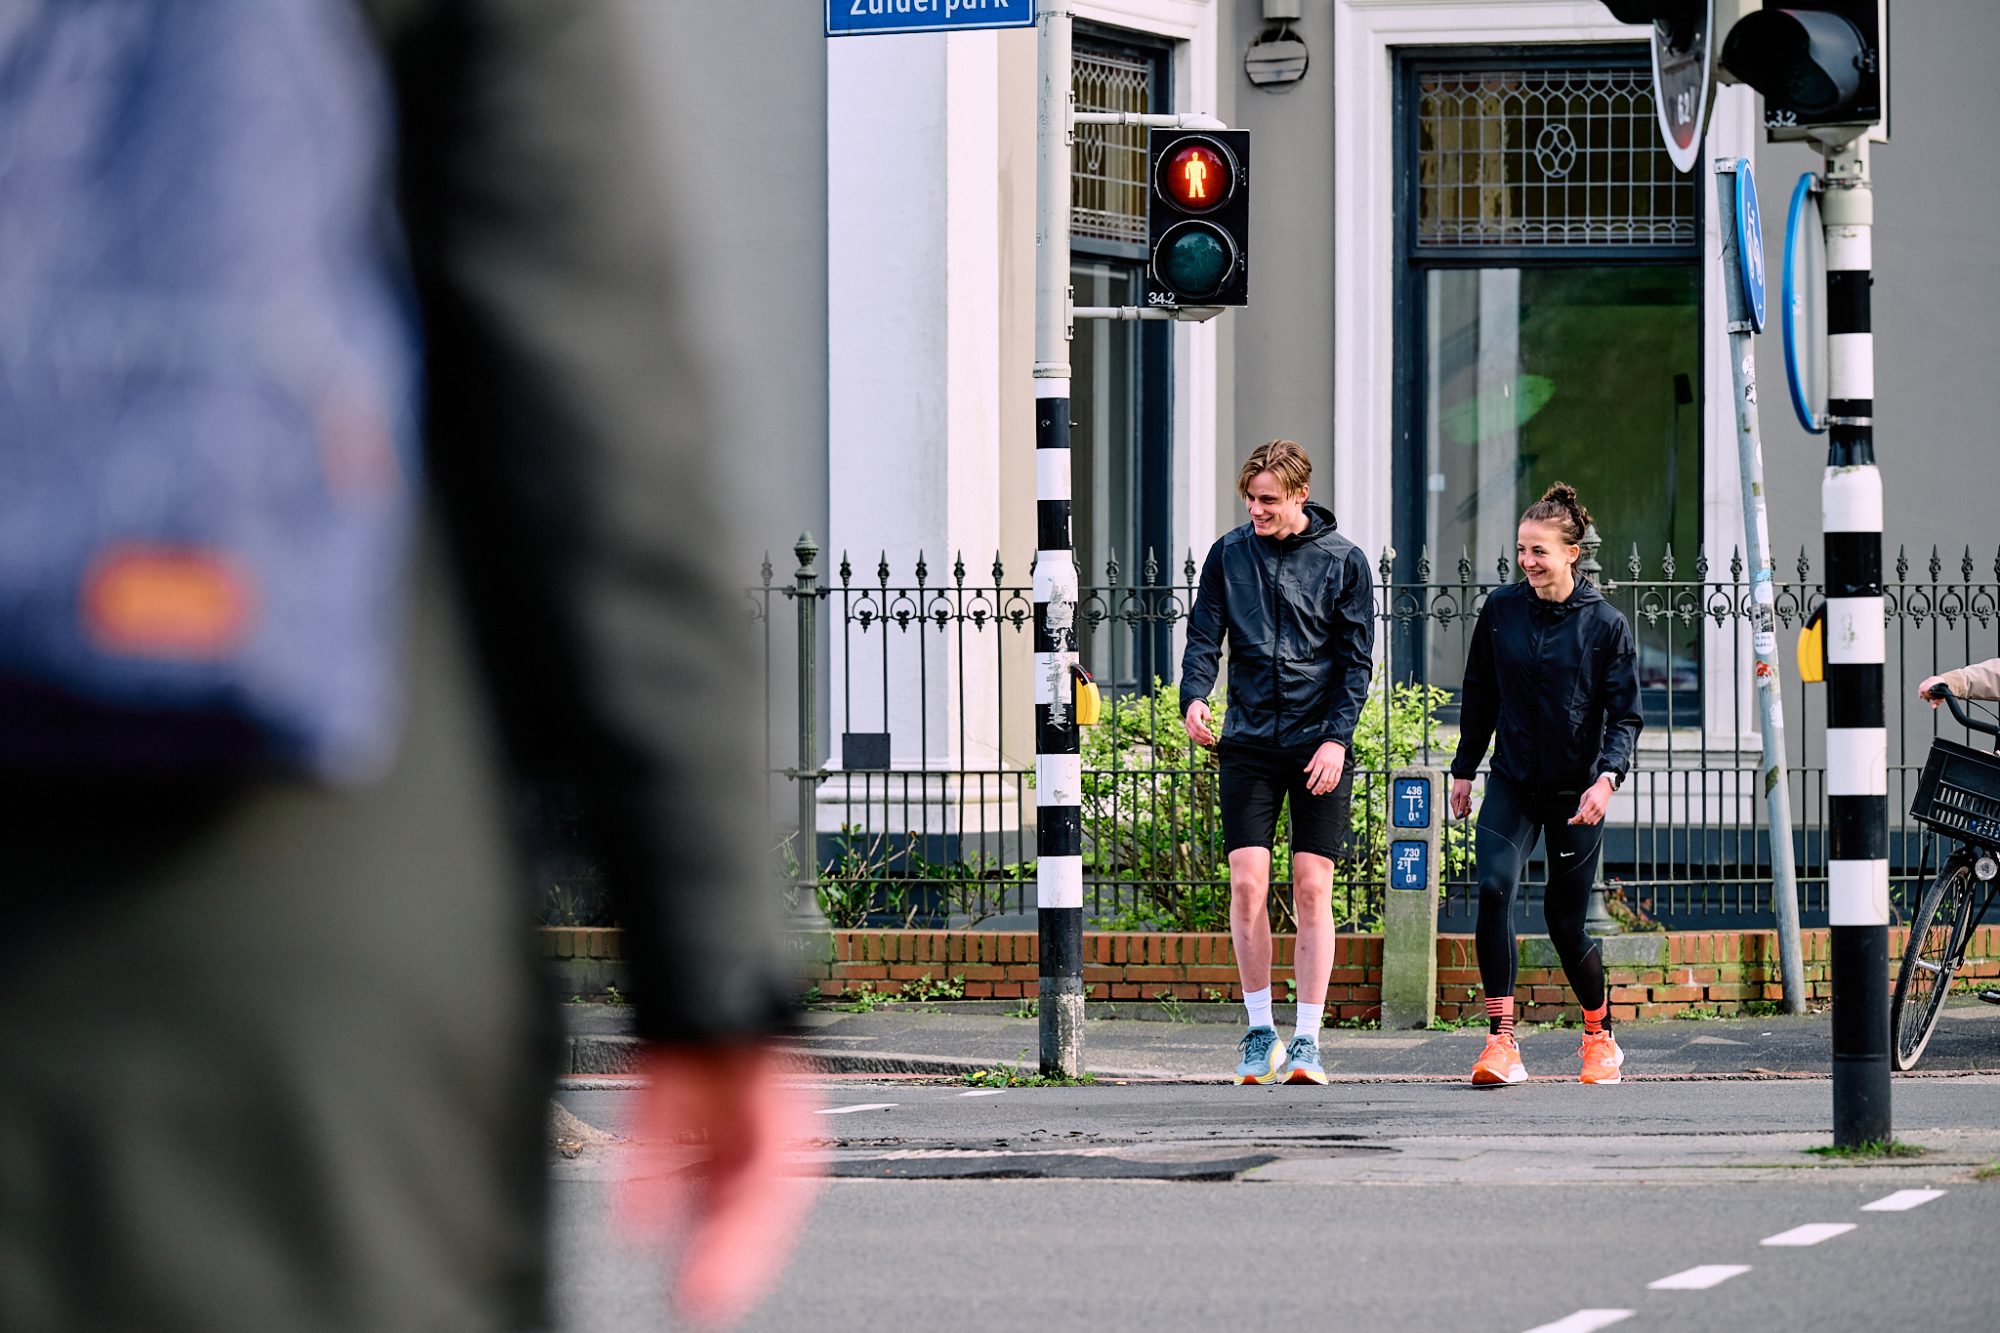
[1450, 577, 1643, 790]
[1180, 503, 1375, 750]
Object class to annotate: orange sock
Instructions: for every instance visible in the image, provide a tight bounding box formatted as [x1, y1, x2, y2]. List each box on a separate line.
[1485, 996, 1516, 1039]
[1582, 1003, 1609, 1035]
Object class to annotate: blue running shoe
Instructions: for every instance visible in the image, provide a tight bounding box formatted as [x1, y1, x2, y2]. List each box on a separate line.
[1234, 1026, 1284, 1085]
[1283, 1034, 1327, 1084]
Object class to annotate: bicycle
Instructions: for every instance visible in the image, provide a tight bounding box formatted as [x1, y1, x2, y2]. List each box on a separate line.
[1891, 683, 2000, 1070]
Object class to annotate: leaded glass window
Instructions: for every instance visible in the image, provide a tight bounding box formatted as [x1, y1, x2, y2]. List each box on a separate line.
[1415, 65, 1697, 250]
[1072, 46, 1151, 248]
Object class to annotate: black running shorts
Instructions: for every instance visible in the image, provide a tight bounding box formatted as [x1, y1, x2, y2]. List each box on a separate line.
[1218, 739, 1355, 859]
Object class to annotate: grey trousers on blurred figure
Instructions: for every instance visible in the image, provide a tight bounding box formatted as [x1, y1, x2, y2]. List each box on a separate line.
[0, 549, 557, 1332]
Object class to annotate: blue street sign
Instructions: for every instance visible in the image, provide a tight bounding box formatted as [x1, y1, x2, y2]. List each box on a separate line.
[827, 0, 1034, 37]
[1733, 158, 1767, 335]
[1389, 841, 1428, 890]
[1783, 171, 1829, 434]
[1392, 777, 1430, 829]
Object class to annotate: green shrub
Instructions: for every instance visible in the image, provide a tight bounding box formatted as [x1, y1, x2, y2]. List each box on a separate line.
[1078, 674, 1473, 932]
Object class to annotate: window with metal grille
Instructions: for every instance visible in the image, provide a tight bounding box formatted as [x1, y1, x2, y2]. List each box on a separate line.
[1415, 64, 1697, 249]
[1071, 45, 1152, 249]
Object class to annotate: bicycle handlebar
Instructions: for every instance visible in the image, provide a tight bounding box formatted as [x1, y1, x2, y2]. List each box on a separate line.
[1928, 683, 2000, 739]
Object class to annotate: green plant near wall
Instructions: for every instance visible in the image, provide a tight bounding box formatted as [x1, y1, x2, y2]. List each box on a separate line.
[1079, 674, 1474, 932]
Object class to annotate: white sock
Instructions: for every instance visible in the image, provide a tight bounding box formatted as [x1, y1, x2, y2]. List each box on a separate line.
[1294, 1002, 1325, 1041]
[1244, 987, 1274, 1031]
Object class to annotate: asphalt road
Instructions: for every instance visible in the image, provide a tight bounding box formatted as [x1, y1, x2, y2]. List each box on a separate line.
[550, 1075, 2000, 1332]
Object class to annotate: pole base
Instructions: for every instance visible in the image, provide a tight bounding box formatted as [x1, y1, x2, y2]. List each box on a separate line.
[1039, 982, 1084, 1079]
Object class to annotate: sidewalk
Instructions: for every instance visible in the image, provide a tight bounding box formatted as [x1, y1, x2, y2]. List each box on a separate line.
[559, 996, 2000, 1082]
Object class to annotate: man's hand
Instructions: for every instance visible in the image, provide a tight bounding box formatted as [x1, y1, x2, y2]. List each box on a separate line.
[620, 1042, 823, 1327]
[1449, 777, 1473, 821]
[1303, 741, 1345, 796]
[1918, 674, 1950, 708]
[1184, 699, 1217, 748]
[1568, 775, 1617, 827]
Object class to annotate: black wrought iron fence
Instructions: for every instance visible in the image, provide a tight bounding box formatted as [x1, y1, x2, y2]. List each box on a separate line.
[751, 533, 2000, 934]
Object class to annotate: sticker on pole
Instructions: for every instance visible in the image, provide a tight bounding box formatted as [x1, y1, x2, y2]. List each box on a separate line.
[1733, 159, 1767, 334]
[826, 0, 1034, 37]
[1783, 172, 1829, 434]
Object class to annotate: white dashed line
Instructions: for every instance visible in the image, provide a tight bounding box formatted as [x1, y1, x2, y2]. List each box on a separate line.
[1648, 1264, 1751, 1291]
[1862, 1188, 1945, 1212]
[958, 1089, 1005, 1097]
[816, 1102, 899, 1115]
[1521, 1310, 1634, 1333]
[1761, 1223, 1856, 1247]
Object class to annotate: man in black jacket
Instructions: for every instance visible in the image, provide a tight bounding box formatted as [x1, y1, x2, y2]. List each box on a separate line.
[1181, 440, 1375, 1085]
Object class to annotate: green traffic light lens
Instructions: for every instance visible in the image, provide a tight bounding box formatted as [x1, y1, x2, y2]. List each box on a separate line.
[1156, 223, 1233, 299]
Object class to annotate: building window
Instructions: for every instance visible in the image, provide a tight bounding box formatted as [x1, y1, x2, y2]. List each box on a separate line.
[1395, 49, 1702, 723]
[1071, 28, 1173, 691]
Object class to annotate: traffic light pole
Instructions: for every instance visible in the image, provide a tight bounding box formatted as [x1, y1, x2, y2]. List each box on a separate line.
[1715, 160, 1808, 1016]
[1818, 137, 1890, 1147]
[1033, 0, 1085, 1078]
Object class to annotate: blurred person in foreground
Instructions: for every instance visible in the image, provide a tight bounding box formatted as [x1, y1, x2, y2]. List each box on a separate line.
[0, 2, 817, 1329]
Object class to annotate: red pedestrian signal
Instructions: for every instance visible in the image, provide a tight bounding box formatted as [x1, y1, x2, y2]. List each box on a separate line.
[1147, 130, 1249, 308]
[1160, 142, 1233, 213]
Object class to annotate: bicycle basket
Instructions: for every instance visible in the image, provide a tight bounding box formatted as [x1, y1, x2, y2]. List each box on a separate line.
[1910, 737, 2000, 850]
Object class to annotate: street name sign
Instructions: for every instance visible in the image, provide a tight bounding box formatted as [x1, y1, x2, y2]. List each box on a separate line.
[826, 0, 1034, 37]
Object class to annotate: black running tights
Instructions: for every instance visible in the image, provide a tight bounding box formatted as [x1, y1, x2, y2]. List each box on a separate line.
[1474, 775, 1608, 1014]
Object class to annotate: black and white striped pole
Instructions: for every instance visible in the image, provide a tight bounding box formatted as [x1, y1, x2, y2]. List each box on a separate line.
[1034, 0, 1084, 1077]
[1819, 138, 1889, 1147]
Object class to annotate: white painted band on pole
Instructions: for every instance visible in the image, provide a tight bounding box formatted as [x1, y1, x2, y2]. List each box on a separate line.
[1034, 377, 1071, 399]
[1824, 596, 1886, 665]
[1822, 466, 1884, 532]
[1033, 651, 1077, 704]
[1829, 860, 1890, 926]
[1037, 854, 1084, 909]
[1036, 448, 1072, 501]
[1828, 332, 1876, 399]
[1825, 225, 1872, 272]
[1032, 551, 1078, 605]
[1037, 753, 1082, 805]
[1826, 728, 1888, 796]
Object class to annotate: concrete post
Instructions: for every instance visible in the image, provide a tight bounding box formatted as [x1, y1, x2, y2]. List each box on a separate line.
[1382, 766, 1445, 1029]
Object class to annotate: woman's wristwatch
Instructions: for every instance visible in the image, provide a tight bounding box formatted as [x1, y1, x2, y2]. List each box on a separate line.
[1598, 770, 1623, 792]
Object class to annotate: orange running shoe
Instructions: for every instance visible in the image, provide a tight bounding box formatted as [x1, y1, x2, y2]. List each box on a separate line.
[1578, 1030, 1624, 1084]
[1470, 1033, 1526, 1085]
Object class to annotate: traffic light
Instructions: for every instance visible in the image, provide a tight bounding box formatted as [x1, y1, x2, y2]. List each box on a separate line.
[1596, 1, 1886, 162]
[1146, 129, 1249, 308]
[1720, 2, 1885, 140]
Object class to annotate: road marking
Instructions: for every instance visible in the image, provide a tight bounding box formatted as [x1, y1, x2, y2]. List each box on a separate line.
[958, 1089, 1005, 1097]
[817, 1102, 899, 1115]
[1761, 1223, 1856, 1247]
[1862, 1188, 1945, 1212]
[1521, 1311, 1634, 1333]
[1649, 1265, 1751, 1290]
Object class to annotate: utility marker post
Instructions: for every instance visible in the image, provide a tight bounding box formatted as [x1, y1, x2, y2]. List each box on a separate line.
[1033, 0, 1085, 1078]
[1817, 137, 1889, 1147]
[1715, 159, 1807, 1015]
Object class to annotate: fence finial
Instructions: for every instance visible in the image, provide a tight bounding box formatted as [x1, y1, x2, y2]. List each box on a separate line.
[1578, 522, 1602, 585]
[794, 532, 819, 570]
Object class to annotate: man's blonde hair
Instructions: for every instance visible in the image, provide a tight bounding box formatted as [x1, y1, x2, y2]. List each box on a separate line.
[1237, 439, 1311, 499]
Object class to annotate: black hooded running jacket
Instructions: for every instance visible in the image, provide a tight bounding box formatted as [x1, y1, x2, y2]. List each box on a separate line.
[1450, 577, 1643, 790]
[1179, 503, 1375, 751]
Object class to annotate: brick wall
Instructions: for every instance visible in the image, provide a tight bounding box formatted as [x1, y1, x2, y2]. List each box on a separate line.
[537, 926, 2000, 1021]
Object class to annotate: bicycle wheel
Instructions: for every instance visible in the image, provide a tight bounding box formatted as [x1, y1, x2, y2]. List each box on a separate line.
[1891, 850, 1977, 1071]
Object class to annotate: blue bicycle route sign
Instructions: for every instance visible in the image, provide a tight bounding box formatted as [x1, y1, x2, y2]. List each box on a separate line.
[827, 0, 1034, 37]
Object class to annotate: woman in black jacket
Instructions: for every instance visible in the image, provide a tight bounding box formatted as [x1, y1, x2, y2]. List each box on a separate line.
[1448, 483, 1642, 1086]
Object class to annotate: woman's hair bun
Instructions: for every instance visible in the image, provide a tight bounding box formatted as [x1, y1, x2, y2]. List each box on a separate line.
[1522, 481, 1591, 546]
